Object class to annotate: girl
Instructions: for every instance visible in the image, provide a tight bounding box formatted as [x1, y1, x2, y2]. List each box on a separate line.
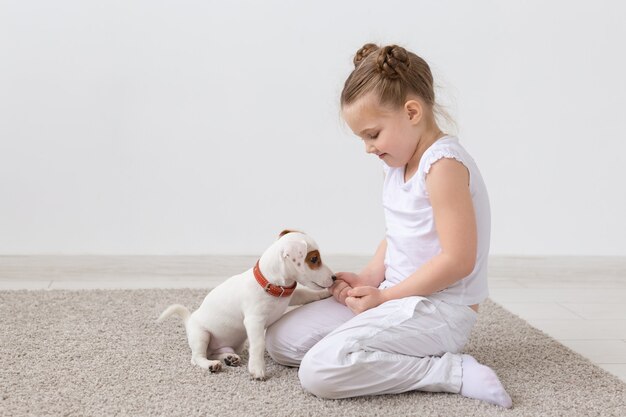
[265, 43, 512, 408]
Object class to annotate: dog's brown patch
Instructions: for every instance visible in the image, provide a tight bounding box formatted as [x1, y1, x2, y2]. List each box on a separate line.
[305, 250, 322, 270]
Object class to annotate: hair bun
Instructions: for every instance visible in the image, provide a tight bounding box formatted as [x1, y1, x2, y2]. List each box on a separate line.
[353, 43, 379, 68]
[377, 45, 410, 80]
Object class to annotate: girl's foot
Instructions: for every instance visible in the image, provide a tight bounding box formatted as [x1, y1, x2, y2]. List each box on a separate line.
[460, 354, 512, 408]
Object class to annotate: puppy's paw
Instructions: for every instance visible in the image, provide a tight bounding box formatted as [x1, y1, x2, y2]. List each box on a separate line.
[305, 289, 331, 303]
[317, 289, 332, 300]
[224, 354, 241, 367]
[192, 357, 222, 373]
[208, 361, 222, 373]
[250, 371, 267, 381]
[248, 361, 266, 380]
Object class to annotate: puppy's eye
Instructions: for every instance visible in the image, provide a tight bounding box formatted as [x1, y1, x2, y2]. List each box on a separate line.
[310, 256, 319, 264]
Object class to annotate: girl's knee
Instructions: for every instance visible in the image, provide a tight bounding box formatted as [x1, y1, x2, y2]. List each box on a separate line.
[298, 352, 333, 399]
[266, 317, 337, 367]
[298, 348, 346, 400]
[265, 323, 301, 367]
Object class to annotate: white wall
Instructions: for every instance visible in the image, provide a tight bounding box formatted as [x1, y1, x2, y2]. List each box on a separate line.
[1, 0, 625, 256]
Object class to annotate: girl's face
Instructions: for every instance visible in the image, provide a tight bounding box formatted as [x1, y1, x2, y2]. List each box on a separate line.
[341, 93, 420, 168]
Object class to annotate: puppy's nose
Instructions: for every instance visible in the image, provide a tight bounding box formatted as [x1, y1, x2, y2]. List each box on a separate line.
[331, 275, 337, 281]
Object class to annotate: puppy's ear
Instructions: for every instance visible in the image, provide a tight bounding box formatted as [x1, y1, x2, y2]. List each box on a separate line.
[279, 229, 300, 238]
[281, 240, 308, 273]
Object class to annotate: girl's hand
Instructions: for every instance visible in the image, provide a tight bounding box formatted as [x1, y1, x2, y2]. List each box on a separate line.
[330, 272, 365, 305]
[345, 286, 387, 314]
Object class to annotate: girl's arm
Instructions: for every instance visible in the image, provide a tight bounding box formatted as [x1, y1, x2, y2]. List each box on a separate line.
[331, 238, 386, 304]
[346, 159, 477, 312]
[358, 238, 387, 287]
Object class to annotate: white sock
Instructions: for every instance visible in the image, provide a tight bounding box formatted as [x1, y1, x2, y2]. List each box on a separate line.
[460, 354, 512, 408]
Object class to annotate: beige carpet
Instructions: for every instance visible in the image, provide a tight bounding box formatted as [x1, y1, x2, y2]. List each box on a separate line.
[1, 289, 624, 416]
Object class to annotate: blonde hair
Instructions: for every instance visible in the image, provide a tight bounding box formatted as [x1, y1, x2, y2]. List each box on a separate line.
[341, 43, 455, 132]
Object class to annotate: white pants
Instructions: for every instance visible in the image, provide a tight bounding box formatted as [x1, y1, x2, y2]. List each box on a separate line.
[265, 295, 478, 399]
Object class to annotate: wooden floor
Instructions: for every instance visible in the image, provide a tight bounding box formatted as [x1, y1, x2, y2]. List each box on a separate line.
[1, 255, 625, 383]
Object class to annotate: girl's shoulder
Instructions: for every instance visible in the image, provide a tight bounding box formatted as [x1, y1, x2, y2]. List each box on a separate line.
[421, 135, 471, 177]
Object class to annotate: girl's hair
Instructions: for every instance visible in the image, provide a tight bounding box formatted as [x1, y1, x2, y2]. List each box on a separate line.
[341, 43, 455, 130]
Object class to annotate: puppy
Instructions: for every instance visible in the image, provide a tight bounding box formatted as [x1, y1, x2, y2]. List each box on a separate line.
[158, 230, 335, 380]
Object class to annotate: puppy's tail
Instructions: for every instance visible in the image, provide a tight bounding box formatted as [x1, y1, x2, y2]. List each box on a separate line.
[157, 304, 191, 325]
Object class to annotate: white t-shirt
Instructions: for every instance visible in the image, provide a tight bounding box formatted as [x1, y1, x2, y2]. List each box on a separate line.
[379, 135, 490, 306]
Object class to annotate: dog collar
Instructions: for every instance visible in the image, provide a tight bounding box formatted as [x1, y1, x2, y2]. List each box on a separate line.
[253, 260, 297, 297]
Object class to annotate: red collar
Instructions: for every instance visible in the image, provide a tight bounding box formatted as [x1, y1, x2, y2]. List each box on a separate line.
[253, 260, 297, 297]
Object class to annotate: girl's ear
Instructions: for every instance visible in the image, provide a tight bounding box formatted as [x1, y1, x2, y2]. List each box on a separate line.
[404, 99, 423, 124]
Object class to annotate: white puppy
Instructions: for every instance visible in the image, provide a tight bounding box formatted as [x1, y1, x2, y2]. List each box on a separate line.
[158, 230, 335, 380]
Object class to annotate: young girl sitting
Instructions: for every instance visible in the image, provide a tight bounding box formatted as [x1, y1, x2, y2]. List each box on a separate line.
[265, 43, 512, 408]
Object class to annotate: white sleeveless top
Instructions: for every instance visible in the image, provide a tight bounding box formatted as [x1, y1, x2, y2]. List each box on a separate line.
[379, 136, 491, 305]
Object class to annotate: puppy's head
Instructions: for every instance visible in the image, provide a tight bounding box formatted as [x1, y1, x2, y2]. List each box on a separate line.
[277, 230, 335, 289]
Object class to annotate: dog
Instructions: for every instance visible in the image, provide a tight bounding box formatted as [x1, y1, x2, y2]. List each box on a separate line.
[157, 230, 335, 380]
